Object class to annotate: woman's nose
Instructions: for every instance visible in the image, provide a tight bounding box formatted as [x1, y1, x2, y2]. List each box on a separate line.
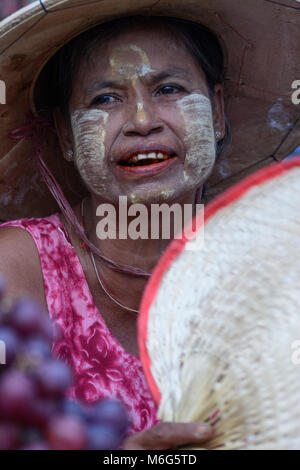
[122, 100, 164, 136]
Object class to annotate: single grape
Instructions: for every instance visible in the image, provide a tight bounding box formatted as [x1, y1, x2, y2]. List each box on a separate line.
[9, 297, 47, 337]
[22, 398, 59, 428]
[0, 370, 37, 420]
[32, 358, 73, 397]
[20, 427, 42, 445]
[84, 398, 129, 436]
[46, 414, 88, 450]
[0, 422, 20, 450]
[62, 398, 87, 420]
[39, 316, 56, 342]
[21, 335, 52, 365]
[87, 423, 123, 450]
[0, 326, 21, 366]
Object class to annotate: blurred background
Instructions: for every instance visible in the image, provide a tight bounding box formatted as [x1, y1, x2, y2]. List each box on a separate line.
[0, 0, 35, 20]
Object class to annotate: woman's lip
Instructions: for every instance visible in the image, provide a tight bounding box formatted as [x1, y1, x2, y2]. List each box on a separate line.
[115, 156, 178, 177]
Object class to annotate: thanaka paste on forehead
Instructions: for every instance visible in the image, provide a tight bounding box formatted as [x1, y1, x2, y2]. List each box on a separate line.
[109, 44, 155, 79]
[177, 93, 216, 186]
[110, 45, 154, 125]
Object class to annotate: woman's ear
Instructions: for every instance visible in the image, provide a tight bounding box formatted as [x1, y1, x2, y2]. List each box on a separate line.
[53, 107, 74, 162]
[212, 84, 225, 140]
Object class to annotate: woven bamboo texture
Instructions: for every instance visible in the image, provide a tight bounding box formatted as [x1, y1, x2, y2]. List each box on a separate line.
[146, 164, 300, 450]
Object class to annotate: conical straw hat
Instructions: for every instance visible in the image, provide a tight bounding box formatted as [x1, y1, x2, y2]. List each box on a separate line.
[138, 155, 300, 450]
[0, 0, 300, 220]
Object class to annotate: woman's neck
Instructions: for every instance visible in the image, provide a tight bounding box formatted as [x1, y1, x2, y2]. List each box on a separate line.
[78, 189, 202, 312]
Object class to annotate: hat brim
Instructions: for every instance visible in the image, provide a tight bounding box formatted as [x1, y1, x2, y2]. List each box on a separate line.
[0, 0, 299, 219]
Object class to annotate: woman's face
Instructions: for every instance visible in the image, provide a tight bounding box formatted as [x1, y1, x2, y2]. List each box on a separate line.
[55, 25, 225, 205]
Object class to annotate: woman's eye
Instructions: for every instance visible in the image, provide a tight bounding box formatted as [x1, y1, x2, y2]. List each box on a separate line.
[90, 86, 184, 106]
[156, 85, 184, 96]
[90, 94, 120, 106]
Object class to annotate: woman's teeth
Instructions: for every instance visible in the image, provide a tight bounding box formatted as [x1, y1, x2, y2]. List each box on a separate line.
[119, 152, 173, 166]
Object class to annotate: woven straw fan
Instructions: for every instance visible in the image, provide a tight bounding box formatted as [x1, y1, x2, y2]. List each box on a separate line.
[138, 155, 300, 450]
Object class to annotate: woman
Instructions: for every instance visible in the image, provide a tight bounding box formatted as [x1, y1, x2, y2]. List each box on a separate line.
[0, 0, 298, 450]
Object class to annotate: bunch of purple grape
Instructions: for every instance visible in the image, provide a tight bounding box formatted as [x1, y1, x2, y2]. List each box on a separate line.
[0, 276, 129, 450]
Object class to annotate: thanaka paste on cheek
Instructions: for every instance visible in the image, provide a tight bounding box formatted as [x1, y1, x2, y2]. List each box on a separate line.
[177, 93, 216, 186]
[71, 108, 109, 194]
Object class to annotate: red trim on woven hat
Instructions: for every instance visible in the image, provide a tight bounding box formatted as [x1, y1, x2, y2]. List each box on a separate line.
[138, 154, 300, 407]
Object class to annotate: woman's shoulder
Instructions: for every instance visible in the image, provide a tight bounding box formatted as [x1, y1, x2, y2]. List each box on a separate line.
[0, 213, 62, 312]
[0, 212, 62, 234]
[0, 213, 63, 266]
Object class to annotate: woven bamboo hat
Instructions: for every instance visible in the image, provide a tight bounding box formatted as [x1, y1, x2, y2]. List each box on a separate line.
[0, 0, 300, 221]
[138, 154, 300, 450]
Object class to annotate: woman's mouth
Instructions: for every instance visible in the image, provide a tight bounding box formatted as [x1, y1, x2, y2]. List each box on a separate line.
[115, 151, 178, 176]
[118, 151, 176, 167]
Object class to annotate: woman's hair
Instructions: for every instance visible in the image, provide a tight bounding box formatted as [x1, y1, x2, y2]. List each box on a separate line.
[34, 15, 231, 160]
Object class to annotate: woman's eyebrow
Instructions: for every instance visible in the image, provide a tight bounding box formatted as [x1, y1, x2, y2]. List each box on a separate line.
[85, 67, 191, 96]
[147, 67, 191, 83]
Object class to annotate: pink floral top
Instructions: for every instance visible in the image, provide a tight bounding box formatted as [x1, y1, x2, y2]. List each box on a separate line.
[0, 213, 159, 438]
